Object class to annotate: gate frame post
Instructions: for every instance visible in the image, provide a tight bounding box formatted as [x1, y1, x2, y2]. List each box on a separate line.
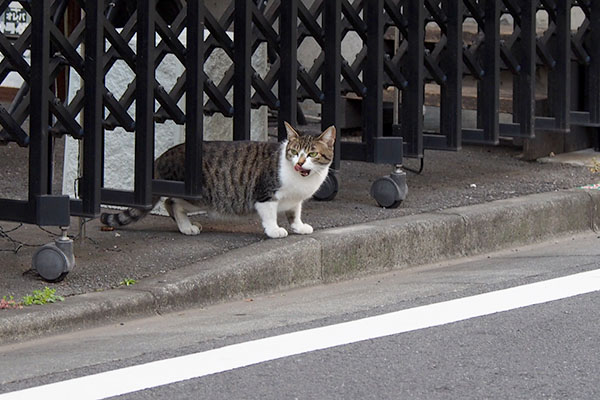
[322, 0, 342, 170]
[134, 0, 156, 208]
[364, 0, 384, 162]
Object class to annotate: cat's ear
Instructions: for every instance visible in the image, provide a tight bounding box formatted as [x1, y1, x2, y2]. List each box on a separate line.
[284, 121, 300, 141]
[317, 126, 336, 148]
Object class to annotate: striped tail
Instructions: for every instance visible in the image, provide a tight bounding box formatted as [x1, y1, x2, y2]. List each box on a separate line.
[100, 208, 150, 228]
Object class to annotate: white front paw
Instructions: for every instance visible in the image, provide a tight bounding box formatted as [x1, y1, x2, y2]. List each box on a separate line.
[179, 224, 202, 236]
[265, 226, 288, 239]
[291, 222, 313, 235]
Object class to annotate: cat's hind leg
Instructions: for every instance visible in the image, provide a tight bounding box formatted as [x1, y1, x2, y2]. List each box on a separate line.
[255, 201, 288, 238]
[286, 202, 313, 235]
[168, 198, 203, 235]
[164, 198, 176, 222]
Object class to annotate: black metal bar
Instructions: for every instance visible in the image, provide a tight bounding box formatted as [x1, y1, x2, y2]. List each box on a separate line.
[362, 0, 384, 162]
[278, 0, 298, 141]
[423, 134, 460, 151]
[0, 199, 35, 224]
[69, 198, 83, 217]
[341, 142, 368, 162]
[153, 180, 220, 200]
[100, 189, 148, 209]
[26, 0, 72, 226]
[439, 0, 462, 151]
[322, 0, 342, 170]
[0, 106, 28, 146]
[152, 180, 187, 198]
[499, 123, 521, 136]
[461, 128, 492, 144]
[535, 116, 559, 130]
[549, 0, 571, 131]
[29, 0, 51, 202]
[233, 0, 252, 141]
[476, 0, 500, 144]
[47, 133, 54, 194]
[570, 111, 600, 127]
[134, 0, 155, 207]
[0, 33, 31, 78]
[81, 0, 103, 216]
[512, 0, 536, 138]
[184, 0, 204, 197]
[401, 0, 424, 158]
[588, 1, 600, 124]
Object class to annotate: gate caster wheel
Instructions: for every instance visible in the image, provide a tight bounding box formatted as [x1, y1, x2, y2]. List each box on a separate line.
[370, 167, 408, 209]
[313, 172, 339, 201]
[32, 228, 75, 282]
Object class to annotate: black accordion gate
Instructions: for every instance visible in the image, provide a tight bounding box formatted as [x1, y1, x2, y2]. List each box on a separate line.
[0, 0, 599, 278]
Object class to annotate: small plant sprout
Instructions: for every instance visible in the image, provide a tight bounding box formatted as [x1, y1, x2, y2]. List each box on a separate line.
[0, 295, 22, 310]
[120, 278, 137, 287]
[21, 287, 64, 306]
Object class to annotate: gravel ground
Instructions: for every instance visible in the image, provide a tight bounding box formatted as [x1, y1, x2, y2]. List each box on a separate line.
[1, 136, 599, 300]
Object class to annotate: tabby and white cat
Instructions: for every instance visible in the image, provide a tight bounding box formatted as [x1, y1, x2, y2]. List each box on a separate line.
[100, 122, 335, 238]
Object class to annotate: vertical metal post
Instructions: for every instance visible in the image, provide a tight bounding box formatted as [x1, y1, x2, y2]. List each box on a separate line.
[364, 0, 384, 161]
[185, 0, 204, 196]
[401, 0, 424, 157]
[322, 0, 341, 170]
[513, 0, 536, 137]
[47, 134, 55, 194]
[477, 0, 500, 144]
[29, 0, 51, 201]
[234, 0, 252, 141]
[441, 0, 462, 150]
[82, 0, 103, 215]
[588, 1, 600, 124]
[550, 0, 571, 130]
[278, 0, 298, 141]
[135, 0, 155, 206]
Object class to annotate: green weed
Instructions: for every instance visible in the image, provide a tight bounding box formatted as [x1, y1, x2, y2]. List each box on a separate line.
[22, 287, 64, 306]
[120, 278, 137, 287]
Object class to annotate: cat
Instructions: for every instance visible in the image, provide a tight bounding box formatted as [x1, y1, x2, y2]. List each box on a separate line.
[100, 122, 336, 238]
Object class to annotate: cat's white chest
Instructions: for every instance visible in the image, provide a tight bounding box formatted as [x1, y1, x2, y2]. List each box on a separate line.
[276, 173, 320, 209]
[275, 163, 327, 211]
[272, 142, 330, 212]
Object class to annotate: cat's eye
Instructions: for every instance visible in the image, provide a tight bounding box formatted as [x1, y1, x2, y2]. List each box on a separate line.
[290, 149, 298, 156]
[308, 152, 318, 158]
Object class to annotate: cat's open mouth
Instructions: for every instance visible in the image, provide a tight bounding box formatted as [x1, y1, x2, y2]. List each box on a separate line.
[294, 164, 311, 177]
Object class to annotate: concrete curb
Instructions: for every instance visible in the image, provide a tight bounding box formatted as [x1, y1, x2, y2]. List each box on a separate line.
[1, 189, 598, 344]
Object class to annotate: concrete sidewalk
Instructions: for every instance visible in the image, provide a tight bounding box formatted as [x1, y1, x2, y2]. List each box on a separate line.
[1, 144, 599, 344]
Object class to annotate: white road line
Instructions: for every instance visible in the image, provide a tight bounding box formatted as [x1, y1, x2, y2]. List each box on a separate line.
[2, 269, 600, 400]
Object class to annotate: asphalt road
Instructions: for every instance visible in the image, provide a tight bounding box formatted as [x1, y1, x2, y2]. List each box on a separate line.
[1, 232, 599, 399]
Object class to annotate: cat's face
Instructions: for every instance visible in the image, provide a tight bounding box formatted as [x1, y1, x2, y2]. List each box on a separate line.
[284, 122, 336, 178]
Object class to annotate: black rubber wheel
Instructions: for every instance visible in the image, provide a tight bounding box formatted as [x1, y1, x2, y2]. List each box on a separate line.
[313, 173, 339, 201]
[370, 176, 404, 208]
[32, 244, 70, 282]
[45, 271, 69, 283]
[383, 199, 403, 209]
